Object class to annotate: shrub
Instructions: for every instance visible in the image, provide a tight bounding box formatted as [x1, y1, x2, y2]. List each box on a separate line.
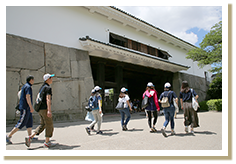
[198, 101, 208, 111]
[206, 99, 222, 111]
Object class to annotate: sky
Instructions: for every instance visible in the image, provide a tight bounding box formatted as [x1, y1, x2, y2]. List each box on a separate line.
[116, 6, 222, 47]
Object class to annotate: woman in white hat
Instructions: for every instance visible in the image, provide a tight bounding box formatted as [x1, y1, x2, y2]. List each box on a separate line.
[159, 82, 178, 137]
[142, 82, 160, 133]
[118, 87, 132, 131]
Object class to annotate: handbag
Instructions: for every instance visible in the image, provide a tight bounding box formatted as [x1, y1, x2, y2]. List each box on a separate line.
[141, 95, 149, 109]
[191, 89, 199, 111]
[115, 101, 125, 110]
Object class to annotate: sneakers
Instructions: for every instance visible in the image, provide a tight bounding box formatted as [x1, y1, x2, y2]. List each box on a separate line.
[161, 128, 168, 137]
[96, 131, 103, 134]
[6, 135, 12, 144]
[150, 127, 157, 133]
[122, 125, 128, 131]
[43, 141, 58, 148]
[85, 127, 91, 135]
[25, 136, 31, 147]
[185, 126, 188, 133]
[171, 130, 176, 135]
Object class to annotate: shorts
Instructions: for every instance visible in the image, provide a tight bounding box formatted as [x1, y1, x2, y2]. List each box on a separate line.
[15, 108, 33, 129]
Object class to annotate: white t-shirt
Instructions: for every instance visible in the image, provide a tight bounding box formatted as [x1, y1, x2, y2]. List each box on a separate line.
[118, 95, 130, 108]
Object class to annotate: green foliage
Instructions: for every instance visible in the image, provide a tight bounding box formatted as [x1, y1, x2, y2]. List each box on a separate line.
[206, 99, 222, 111]
[198, 101, 208, 111]
[207, 74, 222, 99]
[186, 21, 222, 74]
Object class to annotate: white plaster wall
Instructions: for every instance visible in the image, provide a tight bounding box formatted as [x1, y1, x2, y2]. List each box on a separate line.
[6, 6, 211, 79]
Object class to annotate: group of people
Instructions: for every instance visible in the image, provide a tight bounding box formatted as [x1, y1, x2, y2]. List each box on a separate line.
[6, 73, 57, 148]
[6, 73, 199, 148]
[85, 81, 199, 138]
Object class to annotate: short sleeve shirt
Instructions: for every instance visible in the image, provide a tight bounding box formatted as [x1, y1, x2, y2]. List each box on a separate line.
[118, 94, 130, 108]
[179, 89, 197, 102]
[39, 83, 52, 110]
[19, 82, 33, 110]
[93, 93, 102, 110]
[159, 90, 177, 105]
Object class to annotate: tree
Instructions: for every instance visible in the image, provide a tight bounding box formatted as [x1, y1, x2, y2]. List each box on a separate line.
[186, 21, 222, 74]
[187, 21, 222, 99]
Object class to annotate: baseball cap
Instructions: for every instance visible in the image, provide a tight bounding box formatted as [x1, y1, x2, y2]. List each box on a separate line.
[164, 82, 171, 88]
[94, 86, 102, 91]
[43, 73, 55, 81]
[91, 89, 95, 93]
[147, 82, 154, 87]
[121, 87, 128, 93]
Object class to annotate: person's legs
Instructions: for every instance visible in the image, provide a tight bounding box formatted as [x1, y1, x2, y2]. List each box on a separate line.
[152, 111, 158, 128]
[123, 108, 131, 126]
[119, 109, 125, 127]
[146, 110, 152, 128]
[163, 108, 170, 128]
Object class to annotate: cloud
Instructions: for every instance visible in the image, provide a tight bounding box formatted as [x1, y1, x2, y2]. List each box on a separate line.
[117, 6, 222, 45]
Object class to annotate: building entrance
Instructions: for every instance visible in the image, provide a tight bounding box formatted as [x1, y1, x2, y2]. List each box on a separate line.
[90, 56, 173, 113]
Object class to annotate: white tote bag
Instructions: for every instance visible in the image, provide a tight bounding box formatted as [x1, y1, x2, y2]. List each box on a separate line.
[191, 89, 199, 111]
[173, 98, 179, 113]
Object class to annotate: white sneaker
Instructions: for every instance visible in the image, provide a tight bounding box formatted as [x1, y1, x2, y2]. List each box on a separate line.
[43, 141, 58, 148]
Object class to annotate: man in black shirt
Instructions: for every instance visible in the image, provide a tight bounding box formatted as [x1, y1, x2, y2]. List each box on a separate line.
[25, 73, 57, 148]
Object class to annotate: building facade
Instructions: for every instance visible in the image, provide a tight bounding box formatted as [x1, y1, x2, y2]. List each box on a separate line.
[6, 6, 211, 123]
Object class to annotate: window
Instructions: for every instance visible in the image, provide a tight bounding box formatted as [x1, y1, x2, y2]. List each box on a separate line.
[109, 33, 170, 60]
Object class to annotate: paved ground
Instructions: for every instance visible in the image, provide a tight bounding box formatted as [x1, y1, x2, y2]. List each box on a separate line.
[6, 111, 222, 150]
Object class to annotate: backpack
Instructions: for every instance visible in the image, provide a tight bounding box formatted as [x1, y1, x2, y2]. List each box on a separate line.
[34, 85, 47, 112]
[87, 95, 98, 111]
[160, 91, 171, 108]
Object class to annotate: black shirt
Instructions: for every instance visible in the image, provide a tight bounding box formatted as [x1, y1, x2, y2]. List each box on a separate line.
[39, 83, 52, 110]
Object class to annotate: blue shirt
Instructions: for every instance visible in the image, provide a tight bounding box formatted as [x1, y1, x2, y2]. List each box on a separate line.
[19, 82, 33, 110]
[179, 89, 197, 102]
[159, 90, 177, 105]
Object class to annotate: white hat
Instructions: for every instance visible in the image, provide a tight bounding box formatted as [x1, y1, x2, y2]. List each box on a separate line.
[121, 87, 128, 93]
[91, 89, 95, 93]
[94, 86, 102, 91]
[43, 73, 55, 81]
[164, 82, 171, 88]
[147, 82, 154, 87]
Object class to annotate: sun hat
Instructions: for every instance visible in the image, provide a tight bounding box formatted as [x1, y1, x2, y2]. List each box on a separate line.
[147, 82, 154, 87]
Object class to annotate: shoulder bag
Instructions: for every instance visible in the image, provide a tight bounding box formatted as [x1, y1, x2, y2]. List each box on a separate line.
[191, 89, 199, 111]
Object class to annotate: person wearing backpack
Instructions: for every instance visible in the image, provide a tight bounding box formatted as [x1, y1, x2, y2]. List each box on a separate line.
[159, 82, 178, 137]
[6, 75, 34, 144]
[85, 86, 103, 135]
[25, 73, 57, 148]
[142, 82, 160, 133]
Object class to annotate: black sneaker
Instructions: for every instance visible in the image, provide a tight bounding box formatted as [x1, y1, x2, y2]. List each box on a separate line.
[85, 127, 91, 135]
[96, 131, 103, 134]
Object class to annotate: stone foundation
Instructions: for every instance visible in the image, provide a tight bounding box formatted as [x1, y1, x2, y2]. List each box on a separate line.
[6, 34, 94, 124]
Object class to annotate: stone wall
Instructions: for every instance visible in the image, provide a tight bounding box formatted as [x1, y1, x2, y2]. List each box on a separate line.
[6, 34, 94, 124]
[172, 72, 210, 103]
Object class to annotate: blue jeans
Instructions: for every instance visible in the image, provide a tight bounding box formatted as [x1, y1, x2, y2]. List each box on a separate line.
[119, 108, 131, 126]
[163, 105, 175, 129]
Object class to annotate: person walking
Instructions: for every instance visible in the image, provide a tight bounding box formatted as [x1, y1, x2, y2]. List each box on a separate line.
[179, 81, 199, 134]
[118, 87, 132, 131]
[25, 73, 57, 148]
[6, 75, 35, 144]
[159, 82, 178, 137]
[85, 86, 103, 135]
[142, 82, 160, 133]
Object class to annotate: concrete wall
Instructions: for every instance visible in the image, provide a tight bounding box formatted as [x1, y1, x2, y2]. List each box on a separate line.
[6, 34, 94, 124]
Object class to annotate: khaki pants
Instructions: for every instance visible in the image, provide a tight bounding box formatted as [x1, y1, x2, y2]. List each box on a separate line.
[34, 109, 54, 138]
[183, 102, 199, 128]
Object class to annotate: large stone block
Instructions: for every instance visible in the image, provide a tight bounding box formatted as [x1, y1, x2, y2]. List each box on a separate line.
[6, 71, 20, 120]
[20, 67, 45, 84]
[6, 35, 44, 69]
[45, 43, 71, 77]
[50, 80, 80, 111]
